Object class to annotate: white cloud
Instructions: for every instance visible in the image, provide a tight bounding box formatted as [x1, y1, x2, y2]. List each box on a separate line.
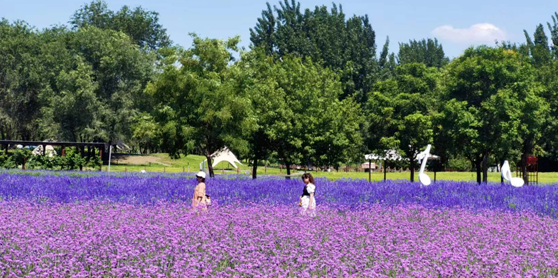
[432, 23, 507, 44]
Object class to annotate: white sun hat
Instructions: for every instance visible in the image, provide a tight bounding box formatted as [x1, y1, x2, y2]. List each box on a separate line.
[196, 171, 206, 179]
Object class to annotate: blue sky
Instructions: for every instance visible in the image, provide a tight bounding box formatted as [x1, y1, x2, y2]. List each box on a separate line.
[1, 0, 556, 58]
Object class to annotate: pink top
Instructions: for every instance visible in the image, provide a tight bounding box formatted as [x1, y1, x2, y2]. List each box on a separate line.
[192, 182, 207, 207]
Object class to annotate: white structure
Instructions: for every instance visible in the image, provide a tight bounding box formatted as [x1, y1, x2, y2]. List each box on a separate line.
[365, 148, 439, 162]
[416, 148, 440, 162]
[212, 147, 242, 169]
[116, 140, 131, 152]
[501, 160, 524, 187]
[200, 146, 242, 171]
[365, 149, 405, 161]
[418, 144, 432, 186]
[32, 145, 57, 157]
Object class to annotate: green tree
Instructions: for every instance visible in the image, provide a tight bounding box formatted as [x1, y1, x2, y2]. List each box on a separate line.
[39, 57, 100, 142]
[71, 0, 171, 51]
[0, 20, 44, 140]
[548, 12, 558, 58]
[239, 48, 363, 178]
[66, 26, 156, 143]
[250, 1, 377, 103]
[131, 113, 161, 154]
[398, 38, 449, 68]
[147, 35, 254, 177]
[442, 47, 543, 183]
[524, 24, 551, 66]
[366, 63, 438, 181]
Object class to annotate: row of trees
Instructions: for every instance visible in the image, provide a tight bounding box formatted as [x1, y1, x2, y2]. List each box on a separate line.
[2, 1, 558, 182]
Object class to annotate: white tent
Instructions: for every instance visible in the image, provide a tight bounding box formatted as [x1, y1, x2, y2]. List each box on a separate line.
[210, 146, 242, 169]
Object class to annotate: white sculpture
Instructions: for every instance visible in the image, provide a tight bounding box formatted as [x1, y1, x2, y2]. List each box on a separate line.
[501, 160, 524, 187]
[418, 144, 432, 186]
[32, 145, 57, 157]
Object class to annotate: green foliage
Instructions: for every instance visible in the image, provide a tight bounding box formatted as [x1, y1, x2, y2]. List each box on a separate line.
[365, 63, 438, 180]
[398, 38, 449, 68]
[446, 156, 472, 171]
[12, 149, 32, 167]
[250, 1, 378, 102]
[147, 35, 254, 176]
[70, 0, 171, 51]
[0, 19, 44, 140]
[3, 3, 558, 179]
[524, 24, 551, 66]
[440, 46, 548, 183]
[17, 148, 100, 170]
[0, 154, 16, 169]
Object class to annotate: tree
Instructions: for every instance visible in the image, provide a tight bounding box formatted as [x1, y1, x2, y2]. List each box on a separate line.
[147, 35, 255, 177]
[40, 57, 100, 142]
[524, 24, 551, 66]
[250, 1, 377, 103]
[442, 47, 543, 183]
[398, 38, 449, 68]
[0, 20, 44, 140]
[548, 12, 558, 58]
[66, 26, 156, 143]
[71, 0, 171, 51]
[378, 37, 396, 80]
[366, 63, 438, 181]
[131, 113, 161, 154]
[239, 48, 363, 178]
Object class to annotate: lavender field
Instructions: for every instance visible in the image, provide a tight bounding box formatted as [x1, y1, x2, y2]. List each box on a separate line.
[1, 172, 558, 277]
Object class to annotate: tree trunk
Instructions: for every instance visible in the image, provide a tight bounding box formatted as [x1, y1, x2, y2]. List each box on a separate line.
[475, 158, 482, 185]
[285, 160, 291, 180]
[410, 159, 416, 182]
[206, 154, 215, 178]
[521, 152, 528, 185]
[482, 153, 489, 183]
[252, 157, 258, 179]
[521, 141, 529, 185]
[500, 159, 505, 184]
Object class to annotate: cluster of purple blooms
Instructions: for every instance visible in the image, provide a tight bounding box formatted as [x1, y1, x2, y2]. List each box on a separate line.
[1, 171, 558, 277]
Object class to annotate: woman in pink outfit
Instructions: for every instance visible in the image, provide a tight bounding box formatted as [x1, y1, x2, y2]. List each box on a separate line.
[192, 171, 208, 211]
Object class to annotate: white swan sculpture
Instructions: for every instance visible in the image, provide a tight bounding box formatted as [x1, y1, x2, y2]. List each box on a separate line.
[501, 160, 524, 187]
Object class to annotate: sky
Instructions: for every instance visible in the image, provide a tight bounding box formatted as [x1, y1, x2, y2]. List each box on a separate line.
[1, 0, 557, 58]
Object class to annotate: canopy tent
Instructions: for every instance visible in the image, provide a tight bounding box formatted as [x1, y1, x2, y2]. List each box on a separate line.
[211, 147, 242, 169]
[200, 146, 243, 172]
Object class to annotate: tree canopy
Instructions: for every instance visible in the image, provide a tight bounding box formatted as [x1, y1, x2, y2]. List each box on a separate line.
[2, 1, 558, 183]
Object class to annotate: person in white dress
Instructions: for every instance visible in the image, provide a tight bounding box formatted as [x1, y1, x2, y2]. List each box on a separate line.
[299, 173, 316, 217]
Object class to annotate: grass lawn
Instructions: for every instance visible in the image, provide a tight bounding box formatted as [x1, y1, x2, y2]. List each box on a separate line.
[103, 153, 558, 184]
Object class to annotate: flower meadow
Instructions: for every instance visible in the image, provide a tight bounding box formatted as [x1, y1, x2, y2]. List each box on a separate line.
[1, 172, 558, 277]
